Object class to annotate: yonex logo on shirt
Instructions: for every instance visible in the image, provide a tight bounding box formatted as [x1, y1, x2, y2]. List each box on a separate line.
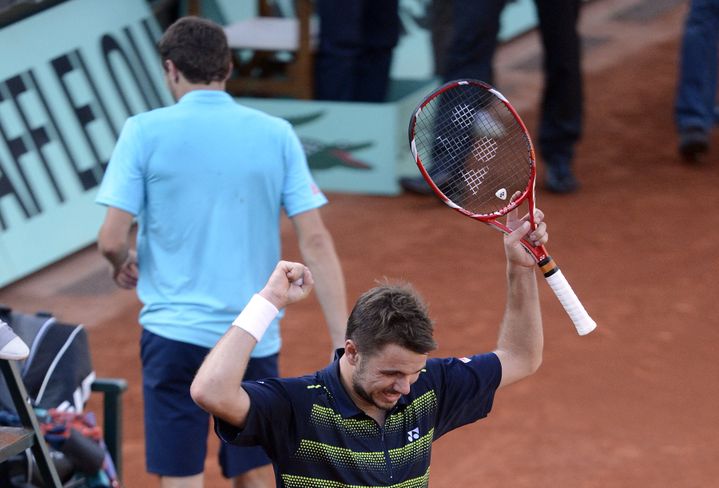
[407, 427, 420, 442]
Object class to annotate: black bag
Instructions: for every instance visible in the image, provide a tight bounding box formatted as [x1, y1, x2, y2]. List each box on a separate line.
[0, 306, 117, 487]
[0, 306, 94, 414]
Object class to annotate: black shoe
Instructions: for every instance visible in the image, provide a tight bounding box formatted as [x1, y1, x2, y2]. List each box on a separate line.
[678, 127, 709, 163]
[399, 175, 435, 195]
[544, 165, 579, 194]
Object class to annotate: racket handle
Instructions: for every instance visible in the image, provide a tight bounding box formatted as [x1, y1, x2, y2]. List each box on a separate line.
[538, 257, 597, 336]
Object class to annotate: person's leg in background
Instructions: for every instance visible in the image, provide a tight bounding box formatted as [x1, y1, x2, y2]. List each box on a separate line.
[142, 331, 276, 488]
[226, 354, 280, 488]
[400, 0, 507, 195]
[141, 330, 210, 488]
[674, 0, 719, 162]
[354, 0, 400, 102]
[230, 466, 274, 488]
[314, 0, 365, 101]
[429, 0, 454, 79]
[443, 0, 507, 84]
[534, 0, 583, 194]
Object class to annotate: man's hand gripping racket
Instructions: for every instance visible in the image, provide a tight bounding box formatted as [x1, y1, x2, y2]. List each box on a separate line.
[408, 79, 596, 335]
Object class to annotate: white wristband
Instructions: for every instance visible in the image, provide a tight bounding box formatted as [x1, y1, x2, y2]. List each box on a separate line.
[232, 294, 279, 342]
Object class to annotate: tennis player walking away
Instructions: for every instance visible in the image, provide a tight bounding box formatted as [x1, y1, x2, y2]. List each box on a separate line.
[96, 16, 348, 488]
[192, 207, 547, 487]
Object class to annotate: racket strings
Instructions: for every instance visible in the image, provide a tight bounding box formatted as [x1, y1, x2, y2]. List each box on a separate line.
[412, 84, 533, 216]
[436, 89, 527, 207]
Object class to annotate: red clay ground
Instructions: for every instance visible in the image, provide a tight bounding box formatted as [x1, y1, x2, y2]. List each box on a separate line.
[2, 1, 718, 486]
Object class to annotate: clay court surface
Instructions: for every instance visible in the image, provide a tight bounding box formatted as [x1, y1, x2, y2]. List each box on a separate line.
[1, 0, 718, 486]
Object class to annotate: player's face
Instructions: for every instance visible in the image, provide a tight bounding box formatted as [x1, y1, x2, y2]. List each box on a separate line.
[351, 343, 427, 411]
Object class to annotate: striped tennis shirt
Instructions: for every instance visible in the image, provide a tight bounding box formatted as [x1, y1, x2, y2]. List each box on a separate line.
[216, 349, 501, 487]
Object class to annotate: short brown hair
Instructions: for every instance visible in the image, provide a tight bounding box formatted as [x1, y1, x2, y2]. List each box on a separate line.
[346, 282, 437, 356]
[157, 16, 231, 84]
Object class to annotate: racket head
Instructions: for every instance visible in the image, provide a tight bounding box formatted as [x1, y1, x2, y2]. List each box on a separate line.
[408, 79, 537, 221]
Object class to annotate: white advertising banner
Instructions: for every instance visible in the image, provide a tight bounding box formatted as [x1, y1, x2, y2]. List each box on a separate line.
[0, 0, 172, 287]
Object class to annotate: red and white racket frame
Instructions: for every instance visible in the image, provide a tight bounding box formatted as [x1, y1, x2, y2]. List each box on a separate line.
[408, 79, 597, 336]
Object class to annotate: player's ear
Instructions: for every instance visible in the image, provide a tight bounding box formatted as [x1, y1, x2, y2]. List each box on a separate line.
[344, 340, 359, 365]
[164, 60, 180, 83]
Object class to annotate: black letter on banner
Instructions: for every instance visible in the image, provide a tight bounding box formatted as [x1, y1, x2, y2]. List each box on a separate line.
[26, 69, 84, 188]
[0, 154, 33, 230]
[73, 50, 119, 171]
[101, 33, 154, 118]
[123, 25, 163, 109]
[73, 50, 119, 139]
[141, 17, 174, 106]
[5, 74, 65, 205]
[0, 77, 42, 213]
[51, 51, 113, 189]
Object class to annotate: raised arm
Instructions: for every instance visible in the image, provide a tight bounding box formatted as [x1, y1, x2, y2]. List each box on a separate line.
[291, 209, 348, 349]
[191, 261, 313, 427]
[493, 209, 547, 389]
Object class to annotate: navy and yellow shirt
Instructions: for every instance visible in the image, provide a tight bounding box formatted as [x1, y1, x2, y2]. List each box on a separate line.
[216, 350, 502, 487]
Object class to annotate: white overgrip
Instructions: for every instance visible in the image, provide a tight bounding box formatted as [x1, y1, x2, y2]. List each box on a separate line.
[544, 270, 597, 335]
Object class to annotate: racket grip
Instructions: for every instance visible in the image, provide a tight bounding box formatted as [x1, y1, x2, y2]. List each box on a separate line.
[539, 258, 597, 336]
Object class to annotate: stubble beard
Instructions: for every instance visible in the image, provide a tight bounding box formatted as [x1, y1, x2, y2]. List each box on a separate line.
[352, 362, 394, 412]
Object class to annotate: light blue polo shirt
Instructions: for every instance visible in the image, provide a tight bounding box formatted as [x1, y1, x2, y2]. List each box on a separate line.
[96, 90, 327, 357]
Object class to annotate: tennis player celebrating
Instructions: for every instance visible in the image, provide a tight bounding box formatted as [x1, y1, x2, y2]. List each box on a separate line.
[192, 207, 547, 487]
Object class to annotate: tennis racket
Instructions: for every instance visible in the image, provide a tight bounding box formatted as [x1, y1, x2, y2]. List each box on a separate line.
[408, 79, 596, 336]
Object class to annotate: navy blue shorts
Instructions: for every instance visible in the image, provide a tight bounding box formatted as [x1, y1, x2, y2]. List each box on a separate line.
[140, 329, 278, 478]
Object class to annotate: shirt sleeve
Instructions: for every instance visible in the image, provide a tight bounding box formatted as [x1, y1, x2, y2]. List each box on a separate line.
[280, 122, 328, 217]
[95, 116, 145, 216]
[429, 353, 502, 438]
[214, 378, 294, 460]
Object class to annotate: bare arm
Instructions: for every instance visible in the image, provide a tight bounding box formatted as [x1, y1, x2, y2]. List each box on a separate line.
[97, 207, 138, 289]
[291, 209, 348, 349]
[191, 261, 313, 427]
[493, 209, 547, 389]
